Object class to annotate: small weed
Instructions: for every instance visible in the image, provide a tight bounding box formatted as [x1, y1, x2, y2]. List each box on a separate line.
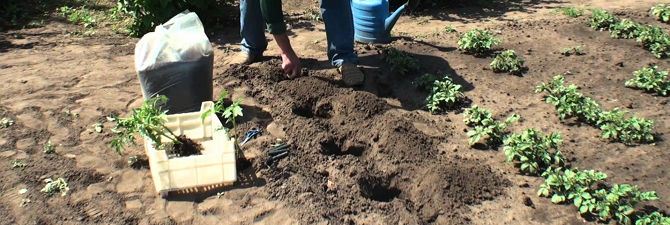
[59, 6, 96, 28]
[557, 6, 584, 17]
[1, 117, 14, 128]
[11, 160, 26, 169]
[43, 141, 56, 154]
[444, 25, 457, 33]
[458, 29, 501, 56]
[491, 50, 526, 75]
[64, 109, 79, 118]
[650, 4, 670, 23]
[41, 178, 69, 197]
[304, 8, 321, 22]
[560, 46, 585, 56]
[380, 47, 419, 75]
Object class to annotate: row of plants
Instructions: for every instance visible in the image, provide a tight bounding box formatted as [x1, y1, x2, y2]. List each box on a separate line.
[626, 65, 670, 96]
[457, 29, 527, 75]
[536, 75, 656, 146]
[462, 106, 670, 225]
[587, 8, 670, 58]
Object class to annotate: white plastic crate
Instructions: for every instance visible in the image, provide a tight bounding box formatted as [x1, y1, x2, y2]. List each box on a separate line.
[143, 101, 237, 197]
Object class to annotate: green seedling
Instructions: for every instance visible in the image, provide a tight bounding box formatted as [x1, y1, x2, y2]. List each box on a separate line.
[202, 91, 244, 141]
[610, 19, 642, 39]
[380, 47, 419, 75]
[557, 6, 584, 17]
[64, 109, 79, 118]
[650, 4, 670, 23]
[458, 29, 501, 56]
[588, 9, 619, 31]
[634, 25, 670, 58]
[11, 160, 26, 169]
[584, 184, 659, 225]
[561, 46, 585, 56]
[41, 177, 69, 197]
[43, 141, 55, 154]
[444, 25, 456, 33]
[1, 117, 13, 128]
[490, 50, 526, 75]
[504, 128, 565, 176]
[93, 123, 103, 133]
[425, 77, 467, 113]
[109, 95, 181, 155]
[625, 65, 670, 96]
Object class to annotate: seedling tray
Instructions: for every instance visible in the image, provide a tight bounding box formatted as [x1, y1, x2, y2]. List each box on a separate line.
[143, 101, 237, 198]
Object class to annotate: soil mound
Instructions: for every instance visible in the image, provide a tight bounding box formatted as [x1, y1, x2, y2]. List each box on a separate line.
[219, 59, 512, 224]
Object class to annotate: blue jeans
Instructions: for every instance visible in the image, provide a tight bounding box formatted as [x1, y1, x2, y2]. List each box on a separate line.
[239, 0, 359, 67]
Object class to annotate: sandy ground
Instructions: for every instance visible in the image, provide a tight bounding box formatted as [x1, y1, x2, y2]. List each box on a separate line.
[1, 0, 669, 224]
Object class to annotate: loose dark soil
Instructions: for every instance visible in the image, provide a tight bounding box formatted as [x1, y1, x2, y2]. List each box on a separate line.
[164, 134, 203, 158]
[1, 1, 670, 225]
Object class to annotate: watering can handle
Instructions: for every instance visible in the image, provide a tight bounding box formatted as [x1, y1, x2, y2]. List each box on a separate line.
[406, 0, 420, 10]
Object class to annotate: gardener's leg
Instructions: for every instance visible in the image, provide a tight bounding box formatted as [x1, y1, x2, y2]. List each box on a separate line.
[320, 0, 364, 86]
[232, 0, 268, 65]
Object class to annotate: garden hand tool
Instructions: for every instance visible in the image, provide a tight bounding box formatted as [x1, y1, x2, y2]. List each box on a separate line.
[240, 128, 261, 146]
[266, 143, 290, 167]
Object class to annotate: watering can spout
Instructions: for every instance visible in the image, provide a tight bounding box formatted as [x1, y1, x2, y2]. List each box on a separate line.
[384, 3, 408, 36]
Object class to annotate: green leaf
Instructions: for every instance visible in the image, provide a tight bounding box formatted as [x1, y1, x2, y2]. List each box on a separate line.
[551, 194, 565, 203]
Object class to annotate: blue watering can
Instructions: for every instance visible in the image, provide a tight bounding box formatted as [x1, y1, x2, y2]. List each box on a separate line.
[352, 0, 413, 44]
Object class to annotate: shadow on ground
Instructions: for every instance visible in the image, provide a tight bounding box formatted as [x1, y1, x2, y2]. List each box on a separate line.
[291, 38, 473, 112]
[391, 0, 566, 23]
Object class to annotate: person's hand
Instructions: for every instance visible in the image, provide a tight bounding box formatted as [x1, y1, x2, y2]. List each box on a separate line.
[281, 51, 302, 79]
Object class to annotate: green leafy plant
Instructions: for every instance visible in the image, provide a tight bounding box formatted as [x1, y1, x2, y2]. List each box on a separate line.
[610, 19, 642, 39]
[503, 128, 565, 176]
[202, 91, 244, 141]
[415, 72, 447, 91]
[634, 25, 670, 58]
[41, 177, 69, 197]
[457, 28, 501, 56]
[625, 65, 670, 96]
[109, 95, 180, 155]
[597, 109, 655, 145]
[444, 25, 456, 33]
[557, 6, 584, 17]
[536, 75, 655, 145]
[116, 0, 229, 37]
[588, 9, 619, 31]
[463, 105, 492, 126]
[650, 4, 670, 23]
[425, 77, 467, 113]
[560, 46, 585, 56]
[43, 141, 55, 154]
[490, 50, 526, 75]
[584, 184, 659, 224]
[380, 47, 419, 75]
[463, 105, 519, 147]
[636, 212, 670, 225]
[538, 167, 608, 205]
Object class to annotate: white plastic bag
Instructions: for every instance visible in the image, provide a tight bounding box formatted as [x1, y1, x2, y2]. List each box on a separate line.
[134, 11, 214, 114]
[134, 10, 213, 71]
